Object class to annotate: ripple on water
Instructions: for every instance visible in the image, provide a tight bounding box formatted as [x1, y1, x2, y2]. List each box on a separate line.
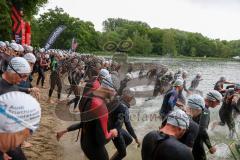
[127, 58, 240, 159]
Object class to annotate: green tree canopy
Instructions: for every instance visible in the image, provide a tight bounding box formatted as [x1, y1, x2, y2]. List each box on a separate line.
[32, 7, 100, 52]
[0, 0, 49, 41]
[0, 0, 12, 40]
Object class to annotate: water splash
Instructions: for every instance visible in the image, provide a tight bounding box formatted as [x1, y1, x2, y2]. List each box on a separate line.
[213, 143, 232, 159]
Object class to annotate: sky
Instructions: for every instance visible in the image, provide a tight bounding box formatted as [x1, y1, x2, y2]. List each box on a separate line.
[39, 0, 240, 40]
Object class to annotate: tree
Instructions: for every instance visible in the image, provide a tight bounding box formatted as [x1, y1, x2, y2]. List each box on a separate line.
[174, 30, 189, 56]
[0, 0, 49, 41]
[103, 18, 150, 33]
[29, 9, 240, 57]
[162, 30, 177, 56]
[99, 31, 121, 51]
[129, 33, 152, 56]
[11, 0, 48, 20]
[148, 28, 164, 55]
[0, 0, 12, 40]
[32, 7, 100, 52]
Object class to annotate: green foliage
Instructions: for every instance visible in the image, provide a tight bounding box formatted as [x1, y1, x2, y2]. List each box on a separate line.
[103, 18, 150, 33]
[11, 0, 48, 20]
[31, 7, 100, 52]
[101, 18, 240, 57]
[99, 31, 121, 50]
[1, 2, 240, 58]
[129, 33, 152, 56]
[162, 29, 177, 57]
[148, 28, 164, 55]
[0, 0, 12, 40]
[0, 0, 49, 41]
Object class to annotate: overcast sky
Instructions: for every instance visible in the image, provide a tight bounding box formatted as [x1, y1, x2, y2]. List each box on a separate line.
[39, 0, 240, 40]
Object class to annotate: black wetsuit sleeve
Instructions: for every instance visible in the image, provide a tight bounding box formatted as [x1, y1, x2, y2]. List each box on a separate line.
[124, 109, 137, 139]
[182, 121, 199, 148]
[67, 122, 82, 132]
[168, 91, 177, 110]
[18, 86, 30, 94]
[214, 82, 222, 91]
[113, 105, 125, 131]
[199, 111, 212, 149]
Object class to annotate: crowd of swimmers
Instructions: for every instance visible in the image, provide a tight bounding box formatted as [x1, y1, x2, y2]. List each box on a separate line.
[0, 40, 240, 160]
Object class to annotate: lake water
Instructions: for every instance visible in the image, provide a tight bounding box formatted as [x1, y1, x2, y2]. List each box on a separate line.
[110, 58, 240, 160]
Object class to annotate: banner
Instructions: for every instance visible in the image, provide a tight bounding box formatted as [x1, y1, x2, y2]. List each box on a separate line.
[44, 25, 67, 51]
[25, 22, 31, 45]
[21, 20, 25, 45]
[11, 6, 31, 45]
[11, 6, 22, 44]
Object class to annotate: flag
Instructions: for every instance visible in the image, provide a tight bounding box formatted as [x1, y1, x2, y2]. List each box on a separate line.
[44, 25, 67, 51]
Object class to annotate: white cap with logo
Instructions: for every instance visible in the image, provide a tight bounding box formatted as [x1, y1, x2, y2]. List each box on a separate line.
[7, 57, 31, 74]
[0, 91, 41, 133]
[24, 53, 37, 64]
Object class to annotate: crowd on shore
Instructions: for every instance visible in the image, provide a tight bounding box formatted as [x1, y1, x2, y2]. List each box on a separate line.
[0, 40, 240, 160]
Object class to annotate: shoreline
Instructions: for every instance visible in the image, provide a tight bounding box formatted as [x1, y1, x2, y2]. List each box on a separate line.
[92, 52, 238, 62]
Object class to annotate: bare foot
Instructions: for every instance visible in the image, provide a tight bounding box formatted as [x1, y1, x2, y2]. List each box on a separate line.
[22, 141, 33, 148]
[57, 99, 67, 104]
[47, 98, 55, 104]
[73, 108, 80, 113]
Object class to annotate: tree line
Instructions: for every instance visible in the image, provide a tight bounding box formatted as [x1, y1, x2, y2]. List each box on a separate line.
[0, 0, 240, 58]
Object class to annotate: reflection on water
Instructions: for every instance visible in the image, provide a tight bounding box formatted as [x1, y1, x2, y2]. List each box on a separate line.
[122, 58, 240, 160]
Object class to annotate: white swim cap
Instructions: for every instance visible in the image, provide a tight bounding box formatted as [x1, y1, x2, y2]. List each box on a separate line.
[187, 94, 205, 110]
[24, 53, 37, 64]
[7, 57, 31, 74]
[0, 91, 41, 133]
[167, 109, 190, 129]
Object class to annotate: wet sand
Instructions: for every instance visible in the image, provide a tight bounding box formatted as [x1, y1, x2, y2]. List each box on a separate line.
[23, 84, 61, 160]
[23, 70, 147, 160]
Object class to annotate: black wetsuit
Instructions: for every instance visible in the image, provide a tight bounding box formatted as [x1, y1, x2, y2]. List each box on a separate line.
[179, 118, 199, 148]
[0, 148, 26, 160]
[48, 59, 62, 100]
[189, 77, 201, 91]
[153, 75, 162, 97]
[192, 107, 212, 160]
[67, 70, 84, 109]
[0, 79, 29, 95]
[67, 94, 112, 160]
[79, 77, 100, 112]
[214, 80, 225, 95]
[118, 78, 129, 96]
[142, 131, 194, 160]
[161, 116, 199, 148]
[159, 88, 178, 120]
[219, 89, 238, 132]
[82, 76, 100, 96]
[108, 99, 137, 160]
[36, 57, 48, 87]
[178, 80, 188, 104]
[0, 78, 29, 160]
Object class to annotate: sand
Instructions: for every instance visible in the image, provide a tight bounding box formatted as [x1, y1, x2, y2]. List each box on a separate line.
[23, 69, 149, 160]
